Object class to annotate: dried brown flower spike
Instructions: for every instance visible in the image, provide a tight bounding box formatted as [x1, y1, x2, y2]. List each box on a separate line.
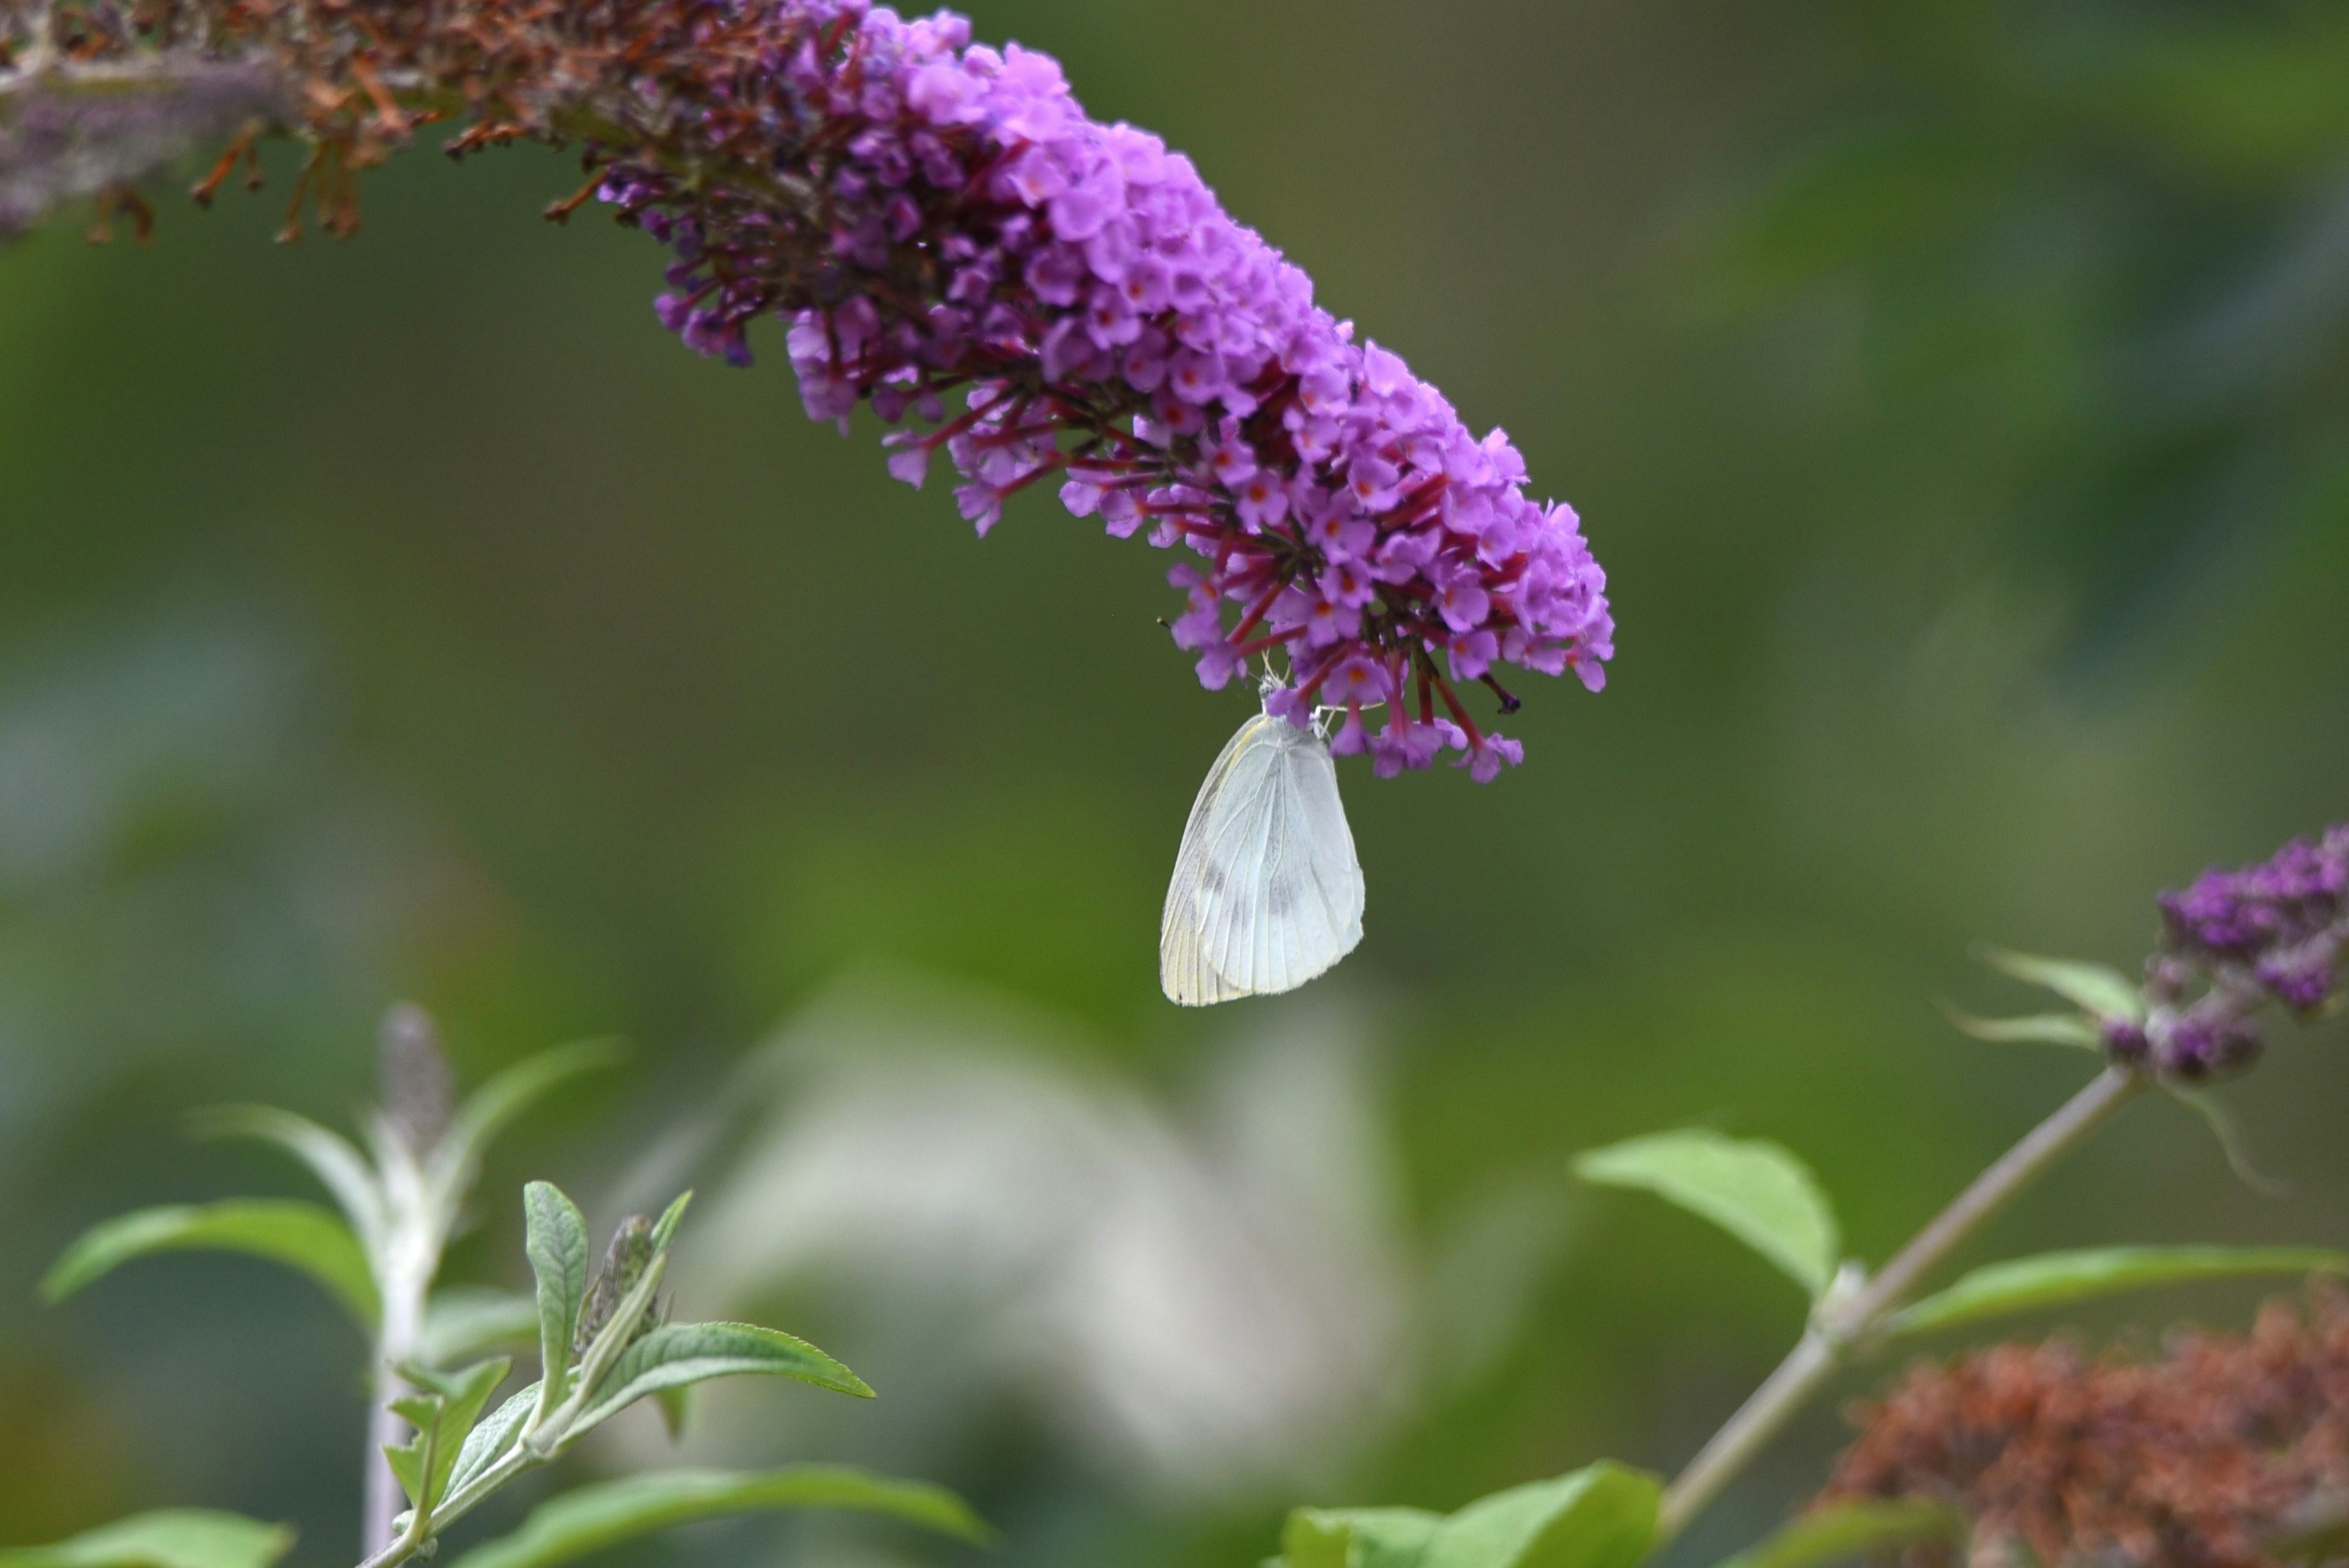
[1820, 1291, 2349, 1567]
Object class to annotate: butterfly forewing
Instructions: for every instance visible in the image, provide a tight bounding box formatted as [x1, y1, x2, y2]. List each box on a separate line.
[1160, 712, 1364, 1006]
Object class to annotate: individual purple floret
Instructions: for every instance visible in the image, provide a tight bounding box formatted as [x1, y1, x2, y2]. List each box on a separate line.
[2130, 825, 2349, 1077]
[596, 1, 1612, 778]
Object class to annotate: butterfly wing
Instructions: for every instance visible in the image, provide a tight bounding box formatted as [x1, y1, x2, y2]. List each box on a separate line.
[1160, 715, 1365, 1005]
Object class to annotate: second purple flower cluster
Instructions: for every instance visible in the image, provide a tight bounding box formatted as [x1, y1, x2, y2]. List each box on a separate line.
[2105, 826, 2349, 1077]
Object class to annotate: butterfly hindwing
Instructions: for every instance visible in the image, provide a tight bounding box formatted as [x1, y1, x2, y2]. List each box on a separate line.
[1160, 712, 1364, 1006]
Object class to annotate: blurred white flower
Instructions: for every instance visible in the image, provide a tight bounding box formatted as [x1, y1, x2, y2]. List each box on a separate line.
[610, 972, 1417, 1504]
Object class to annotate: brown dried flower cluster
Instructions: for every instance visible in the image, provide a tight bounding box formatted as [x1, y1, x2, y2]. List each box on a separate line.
[1821, 1291, 2349, 1568]
[0, 1, 827, 239]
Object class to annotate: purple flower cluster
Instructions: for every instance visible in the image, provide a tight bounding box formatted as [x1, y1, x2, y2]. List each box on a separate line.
[598, 1, 1611, 780]
[2161, 826, 2349, 1011]
[2104, 826, 2349, 1078]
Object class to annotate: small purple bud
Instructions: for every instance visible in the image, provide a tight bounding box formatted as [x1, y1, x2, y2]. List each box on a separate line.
[2099, 1017, 2151, 1065]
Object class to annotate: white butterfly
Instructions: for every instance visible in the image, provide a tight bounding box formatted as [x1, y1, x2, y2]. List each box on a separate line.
[1160, 694, 1365, 1006]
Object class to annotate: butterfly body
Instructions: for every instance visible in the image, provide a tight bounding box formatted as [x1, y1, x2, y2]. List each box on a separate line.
[1159, 710, 1365, 1006]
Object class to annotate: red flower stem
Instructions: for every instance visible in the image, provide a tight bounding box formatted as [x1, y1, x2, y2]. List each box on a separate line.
[1431, 674, 1483, 746]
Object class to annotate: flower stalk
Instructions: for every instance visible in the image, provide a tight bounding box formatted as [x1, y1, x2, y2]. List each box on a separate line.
[1653, 1066, 2147, 1544]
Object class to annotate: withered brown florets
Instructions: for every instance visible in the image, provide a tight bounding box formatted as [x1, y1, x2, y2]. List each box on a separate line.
[1820, 1291, 2349, 1568]
[0, 1, 842, 240]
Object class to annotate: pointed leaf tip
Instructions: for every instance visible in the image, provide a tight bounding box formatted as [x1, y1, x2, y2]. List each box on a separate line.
[649, 1190, 692, 1256]
[1575, 1130, 1841, 1298]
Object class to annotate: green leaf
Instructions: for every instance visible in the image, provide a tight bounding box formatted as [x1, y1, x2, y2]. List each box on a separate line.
[428, 1042, 623, 1216]
[446, 1384, 538, 1502]
[42, 1201, 378, 1328]
[1281, 1509, 1443, 1568]
[1937, 1005, 2101, 1051]
[648, 1190, 692, 1257]
[0, 1513, 294, 1568]
[187, 1105, 385, 1254]
[1883, 1246, 2349, 1339]
[523, 1182, 590, 1409]
[1974, 948, 2143, 1023]
[420, 1290, 543, 1368]
[442, 1466, 990, 1568]
[1574, 1131, 1842, 1298]
[386, 1358, 513, 1515]
[1420, 1464, 1659, 1568]
[573, 1322, 870, 1437]
[1713, 1501, 1964, 1568]
[2265, 1495, 2349, 1564]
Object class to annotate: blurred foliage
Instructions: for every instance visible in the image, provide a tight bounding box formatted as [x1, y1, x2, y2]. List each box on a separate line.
[1, 4, 2346, 1568]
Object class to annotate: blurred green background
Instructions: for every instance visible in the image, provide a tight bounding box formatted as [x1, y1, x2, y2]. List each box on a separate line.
[4, 1, 2347, 1567]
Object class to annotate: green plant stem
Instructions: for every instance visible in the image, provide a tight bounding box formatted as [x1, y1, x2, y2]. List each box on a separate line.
[1652, 1065, 2145, 1546]
[353, 1446, 536, 1568]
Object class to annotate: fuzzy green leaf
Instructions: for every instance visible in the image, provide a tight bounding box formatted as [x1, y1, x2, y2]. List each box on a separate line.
[386, 1358, 513, 1514]
[1282, 1509, 1443, 1568]
[42, 1201, 377, 1328]
[1575, 1131, 1842, 1297]
[420, 1290, 543, 1369]
[446, 1384, 538, 1501]
[428, 1043, 622, 1216]
[1714, 1501, 1964, 1568]
[0, 1513, 293, 1568]
[442, 1466, 989, 1568]
[1975, 948, 2143, 1023]
[573, 1322, 870, 1437]
[1420, 1464, 1659, 1568]
[522, 1183, 590, 1407]
[187, 1106, 385, 1256]
[1884, 1246, 2349, 1339]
